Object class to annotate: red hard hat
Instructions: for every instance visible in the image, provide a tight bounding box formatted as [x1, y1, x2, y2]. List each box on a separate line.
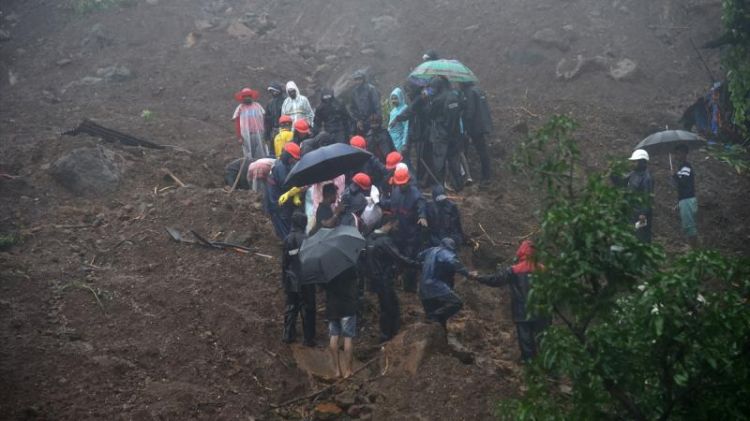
[284, 142, 301, 160]
[352, 172, 372, 190]
[294, 119, 310, 134]
[279, 115, 293, 125]
[392, 166, 410, 185]
[349, 135, 367, 149]
[385, 151, 403, 169]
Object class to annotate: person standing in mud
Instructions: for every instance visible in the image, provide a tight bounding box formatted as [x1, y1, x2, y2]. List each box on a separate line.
[281, 212, 316, 346]
[313, 88, 351, 145]
[611, 149, 654, 243]
[326, 266, 359, 378]
[425, 76, 464, 191]
[417, 237, 477, 330]
[265, 142, 302, 239]
[391, 82, 430, 185]
[474, 240, 549, 362]
[264, 82, 286, 155]
[349, 70, 381, 136]
[232, 87, 267, 159]
[672, 145, 699, 249]
[366, 113, 396, 164]
[459, 81, 494, 187]
[364, 217, 420, 342]
[426, 185, 465, 247]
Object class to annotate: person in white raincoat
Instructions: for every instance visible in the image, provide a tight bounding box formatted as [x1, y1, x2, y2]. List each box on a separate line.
[281, 81, 315, 126]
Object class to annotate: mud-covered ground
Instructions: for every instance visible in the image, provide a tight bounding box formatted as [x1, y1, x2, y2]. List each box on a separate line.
[1, 0, 748, 419]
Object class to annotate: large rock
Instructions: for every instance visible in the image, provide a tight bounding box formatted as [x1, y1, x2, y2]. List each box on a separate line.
[381, 322, 447, 376]
[50, 146, 122, 196]
[609, 58, 638, 80]
[96, 65, 134, 83]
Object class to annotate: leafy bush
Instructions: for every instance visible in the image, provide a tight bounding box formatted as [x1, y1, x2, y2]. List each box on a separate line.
[500, 116, 750, 420]
[721, 0, 750, 136]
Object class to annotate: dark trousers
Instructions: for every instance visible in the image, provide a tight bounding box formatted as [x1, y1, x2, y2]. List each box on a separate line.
[515, 318, 550, 361]
[633, 209, 653, 244]
[374, 278, 401, 340]
[467, 132, 491, 181]
[282, 286, 316, 344]
[422, 292, 463, 329]
[396, 239, 420, 292]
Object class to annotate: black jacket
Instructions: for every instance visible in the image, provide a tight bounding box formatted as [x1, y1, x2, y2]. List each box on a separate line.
[427, 200, 465, 246]
[461, 85, 493, 136]
[264, 87, 286, 142]
[395, 92, 429, 145]
[364, 230, 419, 292]
[478, 268, 535, 322]
[281, 215, 307, 292]
[428, 86, 463, 143]
[314, 89, 351, 141]
[350, 83, 380, 122]
[366, 126, 396, 163]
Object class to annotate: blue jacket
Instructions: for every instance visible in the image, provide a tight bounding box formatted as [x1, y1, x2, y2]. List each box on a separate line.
[417, 246, 469, 300]
[264, 151, 295, 214]
[386, 184, 426, 241]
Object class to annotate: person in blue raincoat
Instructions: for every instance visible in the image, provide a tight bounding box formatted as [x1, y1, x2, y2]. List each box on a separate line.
[388, 87, 410, 153]
[417, 237, 476, 330]
[265, 142, 302, 239]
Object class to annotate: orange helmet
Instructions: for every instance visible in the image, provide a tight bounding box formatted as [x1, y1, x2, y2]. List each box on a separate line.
[352, 172, 372, 190]
[385, 151, 402, 169]
[279, 115, 293, 125]
[284, 142, 301, 160]
[349, 135, 367, 149]
[392, 166, 410, 185]
[294, 119, 310, 135]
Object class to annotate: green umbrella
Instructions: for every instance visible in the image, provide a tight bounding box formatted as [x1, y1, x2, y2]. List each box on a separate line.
[408, 59, 479, 84]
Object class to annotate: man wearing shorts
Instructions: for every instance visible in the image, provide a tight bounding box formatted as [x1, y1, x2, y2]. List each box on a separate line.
[673, 145, 699, 249]
[326, 267, 358, 378]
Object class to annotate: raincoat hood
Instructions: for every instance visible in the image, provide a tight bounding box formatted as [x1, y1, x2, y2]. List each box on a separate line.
[286, 81, 300, 94]
[268, 82, 283, 93]
[321, 88, 335, 100]
[388, 87, 409, 152]
[511, 240, 537, 274]
[441, 237, 456, 251]
[432, 185, 447, 202]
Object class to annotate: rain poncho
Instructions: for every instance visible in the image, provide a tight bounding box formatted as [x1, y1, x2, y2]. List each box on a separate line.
[281, 81, 315, 126]
[388, 87, 409, 152]
[233, 102, 267, 159]
[417, 244, 469, 300]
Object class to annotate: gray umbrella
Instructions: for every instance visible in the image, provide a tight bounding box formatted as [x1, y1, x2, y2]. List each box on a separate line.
[634, 130, 705, 155]
[299, 225, 365, 284]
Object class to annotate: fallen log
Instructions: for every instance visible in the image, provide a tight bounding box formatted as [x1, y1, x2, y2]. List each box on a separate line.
[64, 119, 165, 149]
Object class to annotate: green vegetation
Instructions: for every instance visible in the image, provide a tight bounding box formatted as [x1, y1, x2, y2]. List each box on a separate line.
[721, 0, 750, 136]
[501, 116, 750, 420]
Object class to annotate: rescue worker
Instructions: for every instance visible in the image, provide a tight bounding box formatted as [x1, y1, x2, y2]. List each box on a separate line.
[426, 185, 465, 246]
[265, 142, 301, 239]
[349, 136, 389, 187]
[385, 166, 428, 292]
[313, 88, 351, 145]
[364, 217, 420, 342]
[611, 149, 654, 243]
[264, 82, 286, 154]
[292, 119, 313, 145]
[422, 49, 440, 61]
[281, 212, 316, 346]
[349, 70, 380, 136]
[232, 87, 267, 159]
[417, 237, 476, 329]
[273, 115, 294, 158]
[281, 81, 315, 125]
[366, 113, 396, 163]
[475, 240, 549, 362]
[459, 81, 494, 186]
[391, 82, 430, 186]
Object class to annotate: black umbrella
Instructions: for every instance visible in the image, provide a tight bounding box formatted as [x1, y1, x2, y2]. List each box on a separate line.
[298, 225, 365, 284]
[634, 130, 705, 155]
[284, 143, 371, 188]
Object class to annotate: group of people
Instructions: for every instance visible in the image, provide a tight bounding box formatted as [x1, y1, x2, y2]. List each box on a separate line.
[231, 50, 494, 193]
[224, 51, 561, 378]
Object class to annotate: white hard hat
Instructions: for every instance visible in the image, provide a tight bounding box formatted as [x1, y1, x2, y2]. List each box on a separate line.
[629, 149, 649, 161]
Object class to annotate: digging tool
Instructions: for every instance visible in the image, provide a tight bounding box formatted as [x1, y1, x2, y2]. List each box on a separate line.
[64, 119, 165, 149]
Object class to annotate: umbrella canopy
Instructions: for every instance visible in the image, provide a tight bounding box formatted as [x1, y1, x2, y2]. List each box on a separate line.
[299, 225, 365, 284]
[284, 143, 372, 188]
[408, 59, 479, 85]
[634, 130, 705, 155]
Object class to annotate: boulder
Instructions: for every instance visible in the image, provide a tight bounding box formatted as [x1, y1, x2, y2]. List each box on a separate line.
[50, 146, 122, 196]
[96, 65, 134, 83]
[532, 28, 573, 51]
[555, 55, 608, 80]
[81, 23, 112, 49]
[609, 58, 638, 81]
